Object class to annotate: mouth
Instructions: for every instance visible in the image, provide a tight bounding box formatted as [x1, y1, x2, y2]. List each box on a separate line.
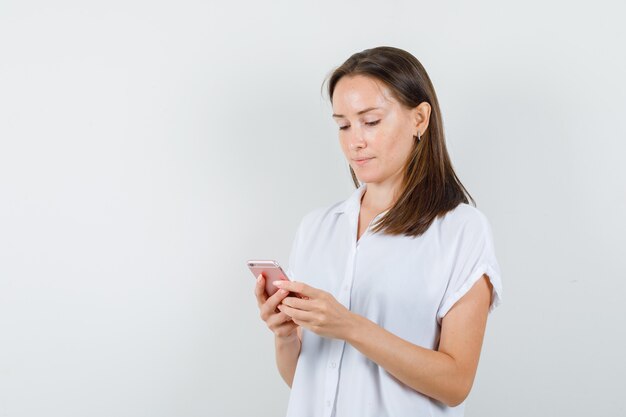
[353, 157, 374, 166]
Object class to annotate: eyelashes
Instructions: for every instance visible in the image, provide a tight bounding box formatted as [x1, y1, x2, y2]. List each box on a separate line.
[339, 120, 381, 130]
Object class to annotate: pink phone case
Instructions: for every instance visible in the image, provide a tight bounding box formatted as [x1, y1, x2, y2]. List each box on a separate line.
[247, 259, 291, 297]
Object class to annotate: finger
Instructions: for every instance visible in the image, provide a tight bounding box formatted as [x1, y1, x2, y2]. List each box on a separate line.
[281, 295, 310, 311]
[254, 274, 268, 307]
[273, 280, 320, 298]
[260, 289, 290, 319]
[266, 310, 294, 328]
[273, 321, 299, 338]
[278, 303, 310, 322]
[267, 287, 291, 308]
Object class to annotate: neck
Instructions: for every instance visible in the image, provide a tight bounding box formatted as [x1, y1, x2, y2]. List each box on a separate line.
[361, 178, 402, 213]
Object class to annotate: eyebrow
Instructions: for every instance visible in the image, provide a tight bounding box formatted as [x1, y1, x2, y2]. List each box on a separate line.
[332, 107, 381, 118]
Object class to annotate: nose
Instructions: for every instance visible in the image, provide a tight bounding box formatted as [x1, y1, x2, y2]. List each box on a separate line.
[347, 128, 366, 150]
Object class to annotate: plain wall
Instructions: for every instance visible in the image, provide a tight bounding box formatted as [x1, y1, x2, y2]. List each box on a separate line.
[1, 1, 625, 416]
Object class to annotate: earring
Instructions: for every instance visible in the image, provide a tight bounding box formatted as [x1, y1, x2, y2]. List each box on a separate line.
[414, 131, 421, 143]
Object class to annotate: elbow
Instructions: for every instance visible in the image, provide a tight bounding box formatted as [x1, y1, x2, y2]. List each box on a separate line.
[440, 378, 473, 407]
[444, 394, 467, 408]
[442, 380, 472, 408]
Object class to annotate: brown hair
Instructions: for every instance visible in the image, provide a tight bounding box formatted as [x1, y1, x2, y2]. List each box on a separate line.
[323, 46, 475, 237]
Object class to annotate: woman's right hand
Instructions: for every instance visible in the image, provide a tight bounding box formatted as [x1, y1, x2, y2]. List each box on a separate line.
[255, 273, 300, 339]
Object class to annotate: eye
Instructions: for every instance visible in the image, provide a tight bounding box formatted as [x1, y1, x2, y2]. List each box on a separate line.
[338, 120, 380, 131]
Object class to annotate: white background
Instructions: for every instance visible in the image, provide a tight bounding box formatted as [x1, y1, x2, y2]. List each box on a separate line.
[1, 1, 625, 416]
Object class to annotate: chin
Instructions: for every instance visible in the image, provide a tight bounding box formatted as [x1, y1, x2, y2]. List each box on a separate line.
[353, 172, 380, 184]
[351, 164, 384, 182]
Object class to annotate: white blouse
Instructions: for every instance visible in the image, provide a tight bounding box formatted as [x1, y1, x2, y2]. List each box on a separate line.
[284, 183, 503, 417]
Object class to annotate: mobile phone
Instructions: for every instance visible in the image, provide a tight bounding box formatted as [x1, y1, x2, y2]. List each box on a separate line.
[247, 259, 293, 297]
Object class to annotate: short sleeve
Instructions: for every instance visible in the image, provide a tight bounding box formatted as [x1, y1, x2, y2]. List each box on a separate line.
[436, 209, 503, 324]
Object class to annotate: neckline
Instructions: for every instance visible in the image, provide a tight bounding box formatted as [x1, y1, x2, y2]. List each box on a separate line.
[356, 205, 389, 245]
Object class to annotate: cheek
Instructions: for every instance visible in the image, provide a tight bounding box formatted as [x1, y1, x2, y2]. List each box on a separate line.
[338, 136, 351, 153]
[382, 130, 414, 166]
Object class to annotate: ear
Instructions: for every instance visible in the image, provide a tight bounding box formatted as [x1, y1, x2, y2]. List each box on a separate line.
[412, 102, 432, 136]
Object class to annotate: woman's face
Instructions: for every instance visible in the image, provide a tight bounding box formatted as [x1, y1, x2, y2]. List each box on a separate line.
[332, 74, 421, 188]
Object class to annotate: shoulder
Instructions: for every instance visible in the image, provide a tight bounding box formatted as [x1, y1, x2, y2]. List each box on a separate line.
[436, 203, 492, 240]
[297, 199, 344, 233]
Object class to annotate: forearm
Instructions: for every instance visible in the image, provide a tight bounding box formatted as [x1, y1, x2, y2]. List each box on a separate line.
[345, 314, 469, 407]
[275, 334, 301, 388]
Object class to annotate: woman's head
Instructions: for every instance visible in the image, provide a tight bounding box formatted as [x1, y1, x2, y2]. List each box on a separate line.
[330, 73, 431, 190]
[324, 46, 474, 237]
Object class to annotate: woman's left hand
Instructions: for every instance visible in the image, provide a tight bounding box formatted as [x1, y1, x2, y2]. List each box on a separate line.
[273, 280, 356, 340]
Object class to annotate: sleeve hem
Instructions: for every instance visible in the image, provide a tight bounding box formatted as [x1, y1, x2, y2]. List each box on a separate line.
[436, 264, 503, 325]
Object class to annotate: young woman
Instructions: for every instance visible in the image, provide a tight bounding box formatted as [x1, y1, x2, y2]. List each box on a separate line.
[254, 46, 503, 417]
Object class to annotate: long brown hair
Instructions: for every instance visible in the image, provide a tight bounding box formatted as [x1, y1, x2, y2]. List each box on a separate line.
[324, 46, 475, 237]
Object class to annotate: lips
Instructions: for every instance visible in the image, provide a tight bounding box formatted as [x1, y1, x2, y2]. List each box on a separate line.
[353, 157, 373, 165]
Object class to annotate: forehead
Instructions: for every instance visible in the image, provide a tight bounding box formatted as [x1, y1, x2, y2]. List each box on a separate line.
[332, 75, 397, 113]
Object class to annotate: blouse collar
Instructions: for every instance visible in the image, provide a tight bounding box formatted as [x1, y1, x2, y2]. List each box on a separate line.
[332, 183, 367, 216]
[333, 183, 393, 220]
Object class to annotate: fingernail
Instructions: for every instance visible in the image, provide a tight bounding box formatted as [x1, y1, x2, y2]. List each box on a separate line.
[279, 289, 288, 295]
[273, 280, 283, 287]
[257, 274, 262, 282]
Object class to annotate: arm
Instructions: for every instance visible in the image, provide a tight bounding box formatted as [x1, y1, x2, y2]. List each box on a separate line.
[276, 274, 493, 406]
[275, 327, 302, 387]
[254, 275, 302, 388]
[346, 275, 493, 406]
